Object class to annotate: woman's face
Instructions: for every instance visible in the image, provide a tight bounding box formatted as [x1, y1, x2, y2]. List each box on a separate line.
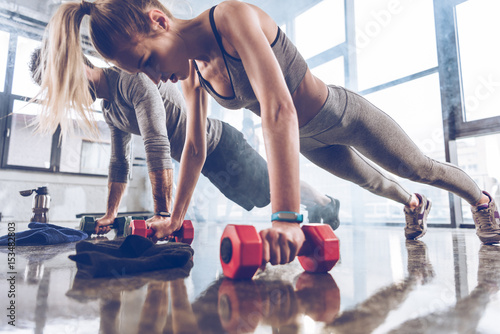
[113, 31, 190, 85]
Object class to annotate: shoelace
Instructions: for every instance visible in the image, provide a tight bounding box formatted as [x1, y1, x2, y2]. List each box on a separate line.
[405, 205, 423, 228]
[475, 207, 494, 229]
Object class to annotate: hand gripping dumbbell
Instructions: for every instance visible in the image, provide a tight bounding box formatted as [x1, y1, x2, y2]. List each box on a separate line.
[123, 219, 195, 245]
[79, 216, 131, 236]
[220, 224, 339, 279]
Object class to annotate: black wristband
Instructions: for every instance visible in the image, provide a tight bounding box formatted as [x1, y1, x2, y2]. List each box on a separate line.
[155, 211, 171, 217]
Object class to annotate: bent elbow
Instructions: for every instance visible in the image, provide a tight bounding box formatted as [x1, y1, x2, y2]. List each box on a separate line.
[185, 141, 207, 164]
[262, 101, 298, 129]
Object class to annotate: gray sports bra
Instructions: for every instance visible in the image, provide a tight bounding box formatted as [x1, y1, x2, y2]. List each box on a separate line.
[193, 5, 308, 116]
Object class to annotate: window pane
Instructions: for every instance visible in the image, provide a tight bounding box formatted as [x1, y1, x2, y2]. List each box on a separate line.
[12, 36, 41, 98]
[59, 113, 111, 175]
[456, 0, 500, 121]
[355, 0, 438, 90]
[80, 140, 111, 174]
[311, 57, 345, 87]
[0, 31, 9, 92]
[7, 100, 51, 168]
[295, 0, 345, 60]
[362, 73, 450, 224]
[457, 133, 500, 224]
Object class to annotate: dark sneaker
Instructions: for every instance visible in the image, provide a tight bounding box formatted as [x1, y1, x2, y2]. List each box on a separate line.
[404, 194, 432, 240]
[321, 195, 341, 230]
[307, 195, 340, 230]
[471, 191, 500, 244]
[306, 204, 322, 224]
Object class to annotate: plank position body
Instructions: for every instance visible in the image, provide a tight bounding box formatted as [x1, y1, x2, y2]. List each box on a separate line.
[39, 0, 500, 264]
[30, 48, 340, 239]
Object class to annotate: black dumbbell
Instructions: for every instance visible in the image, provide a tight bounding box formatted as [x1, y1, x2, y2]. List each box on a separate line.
[78, 216, 131, 236]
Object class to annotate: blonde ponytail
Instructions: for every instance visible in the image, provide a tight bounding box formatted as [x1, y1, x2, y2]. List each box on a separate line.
[32, 0, 176, 139]
[34, 2, 98, 139]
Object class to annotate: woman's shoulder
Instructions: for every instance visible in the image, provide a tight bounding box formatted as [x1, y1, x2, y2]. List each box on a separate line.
[215, 1, 263, 20]
[212, 1, 276, 41]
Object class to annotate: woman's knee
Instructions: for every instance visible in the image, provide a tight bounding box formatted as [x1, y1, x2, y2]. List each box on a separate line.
[397, 158, 440, 184]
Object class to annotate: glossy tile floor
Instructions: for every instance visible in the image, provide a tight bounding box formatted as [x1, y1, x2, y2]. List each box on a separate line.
[0, 221, 499, 333]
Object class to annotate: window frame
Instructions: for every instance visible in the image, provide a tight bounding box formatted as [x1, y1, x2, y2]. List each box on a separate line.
[0, 22, 108, 177]
[285, 0, 495, 228]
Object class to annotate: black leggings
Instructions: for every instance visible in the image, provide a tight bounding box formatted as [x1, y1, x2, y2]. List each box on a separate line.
[202, 122, 270, 211]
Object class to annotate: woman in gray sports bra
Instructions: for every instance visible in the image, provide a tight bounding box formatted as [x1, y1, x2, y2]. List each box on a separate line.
[40, 0, 500, 265]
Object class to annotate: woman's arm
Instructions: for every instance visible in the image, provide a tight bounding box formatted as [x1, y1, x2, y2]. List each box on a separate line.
[173, 60, 208, 223]
[215, 2, 304, 265]
[150, 60, 208, 239]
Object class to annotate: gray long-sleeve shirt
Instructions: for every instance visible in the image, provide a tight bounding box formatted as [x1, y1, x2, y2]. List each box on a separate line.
[101, 67, 222, 183]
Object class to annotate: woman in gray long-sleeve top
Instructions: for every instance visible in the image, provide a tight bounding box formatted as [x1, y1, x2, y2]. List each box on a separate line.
[30, 49, 340, 235]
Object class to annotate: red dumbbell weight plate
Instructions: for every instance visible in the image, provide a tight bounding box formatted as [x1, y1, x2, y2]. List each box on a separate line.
[130, 220, 152, 238]
[298, 224, 339, 272]
[220, 225, 263, 279]
[172, 220, 194, 244]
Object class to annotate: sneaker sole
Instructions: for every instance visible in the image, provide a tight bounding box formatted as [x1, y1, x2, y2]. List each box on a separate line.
[478, 236, 500, 245]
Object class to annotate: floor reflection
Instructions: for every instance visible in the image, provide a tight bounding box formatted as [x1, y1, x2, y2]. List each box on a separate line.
[387, 244, 500, 334]
[0, 223, 499, 333]
[214, 272, 340, 333]
[67, 255, 194, 333]
[325, 240, 434, 334]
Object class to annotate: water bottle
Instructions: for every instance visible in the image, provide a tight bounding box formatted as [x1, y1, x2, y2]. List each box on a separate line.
[20, 186, 51, 223]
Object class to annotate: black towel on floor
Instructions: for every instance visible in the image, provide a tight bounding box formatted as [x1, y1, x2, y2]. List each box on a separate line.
[69, 235, 194, 278]
[0, 222, 88, 246]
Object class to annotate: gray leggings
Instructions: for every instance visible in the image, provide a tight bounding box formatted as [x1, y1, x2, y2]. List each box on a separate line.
[299, 85, 482, 206]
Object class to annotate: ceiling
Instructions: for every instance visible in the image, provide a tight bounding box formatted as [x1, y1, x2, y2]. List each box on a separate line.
[0, 0, 322, 33]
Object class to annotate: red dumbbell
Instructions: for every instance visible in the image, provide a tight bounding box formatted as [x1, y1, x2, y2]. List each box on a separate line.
[125, 219, 194, 244]
[220, 224, 339, 279]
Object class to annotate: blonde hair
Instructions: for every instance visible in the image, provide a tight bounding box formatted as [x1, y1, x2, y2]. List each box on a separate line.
[35, 0, 173, 138]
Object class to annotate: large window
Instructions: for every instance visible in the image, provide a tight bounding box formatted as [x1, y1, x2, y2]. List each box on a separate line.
[456, 0, 500, 122]
[7, 100, 52, 168]
[59, 113, 111, 175]
[457, 133, 500, 224]
[1, 31, 111, 176]
[311, 57, 345, 87]
[12, 36, 40, 97]
[354, 0, 438, 91]
[197, 0, 500, 227]
[295, 0, 345, 60]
